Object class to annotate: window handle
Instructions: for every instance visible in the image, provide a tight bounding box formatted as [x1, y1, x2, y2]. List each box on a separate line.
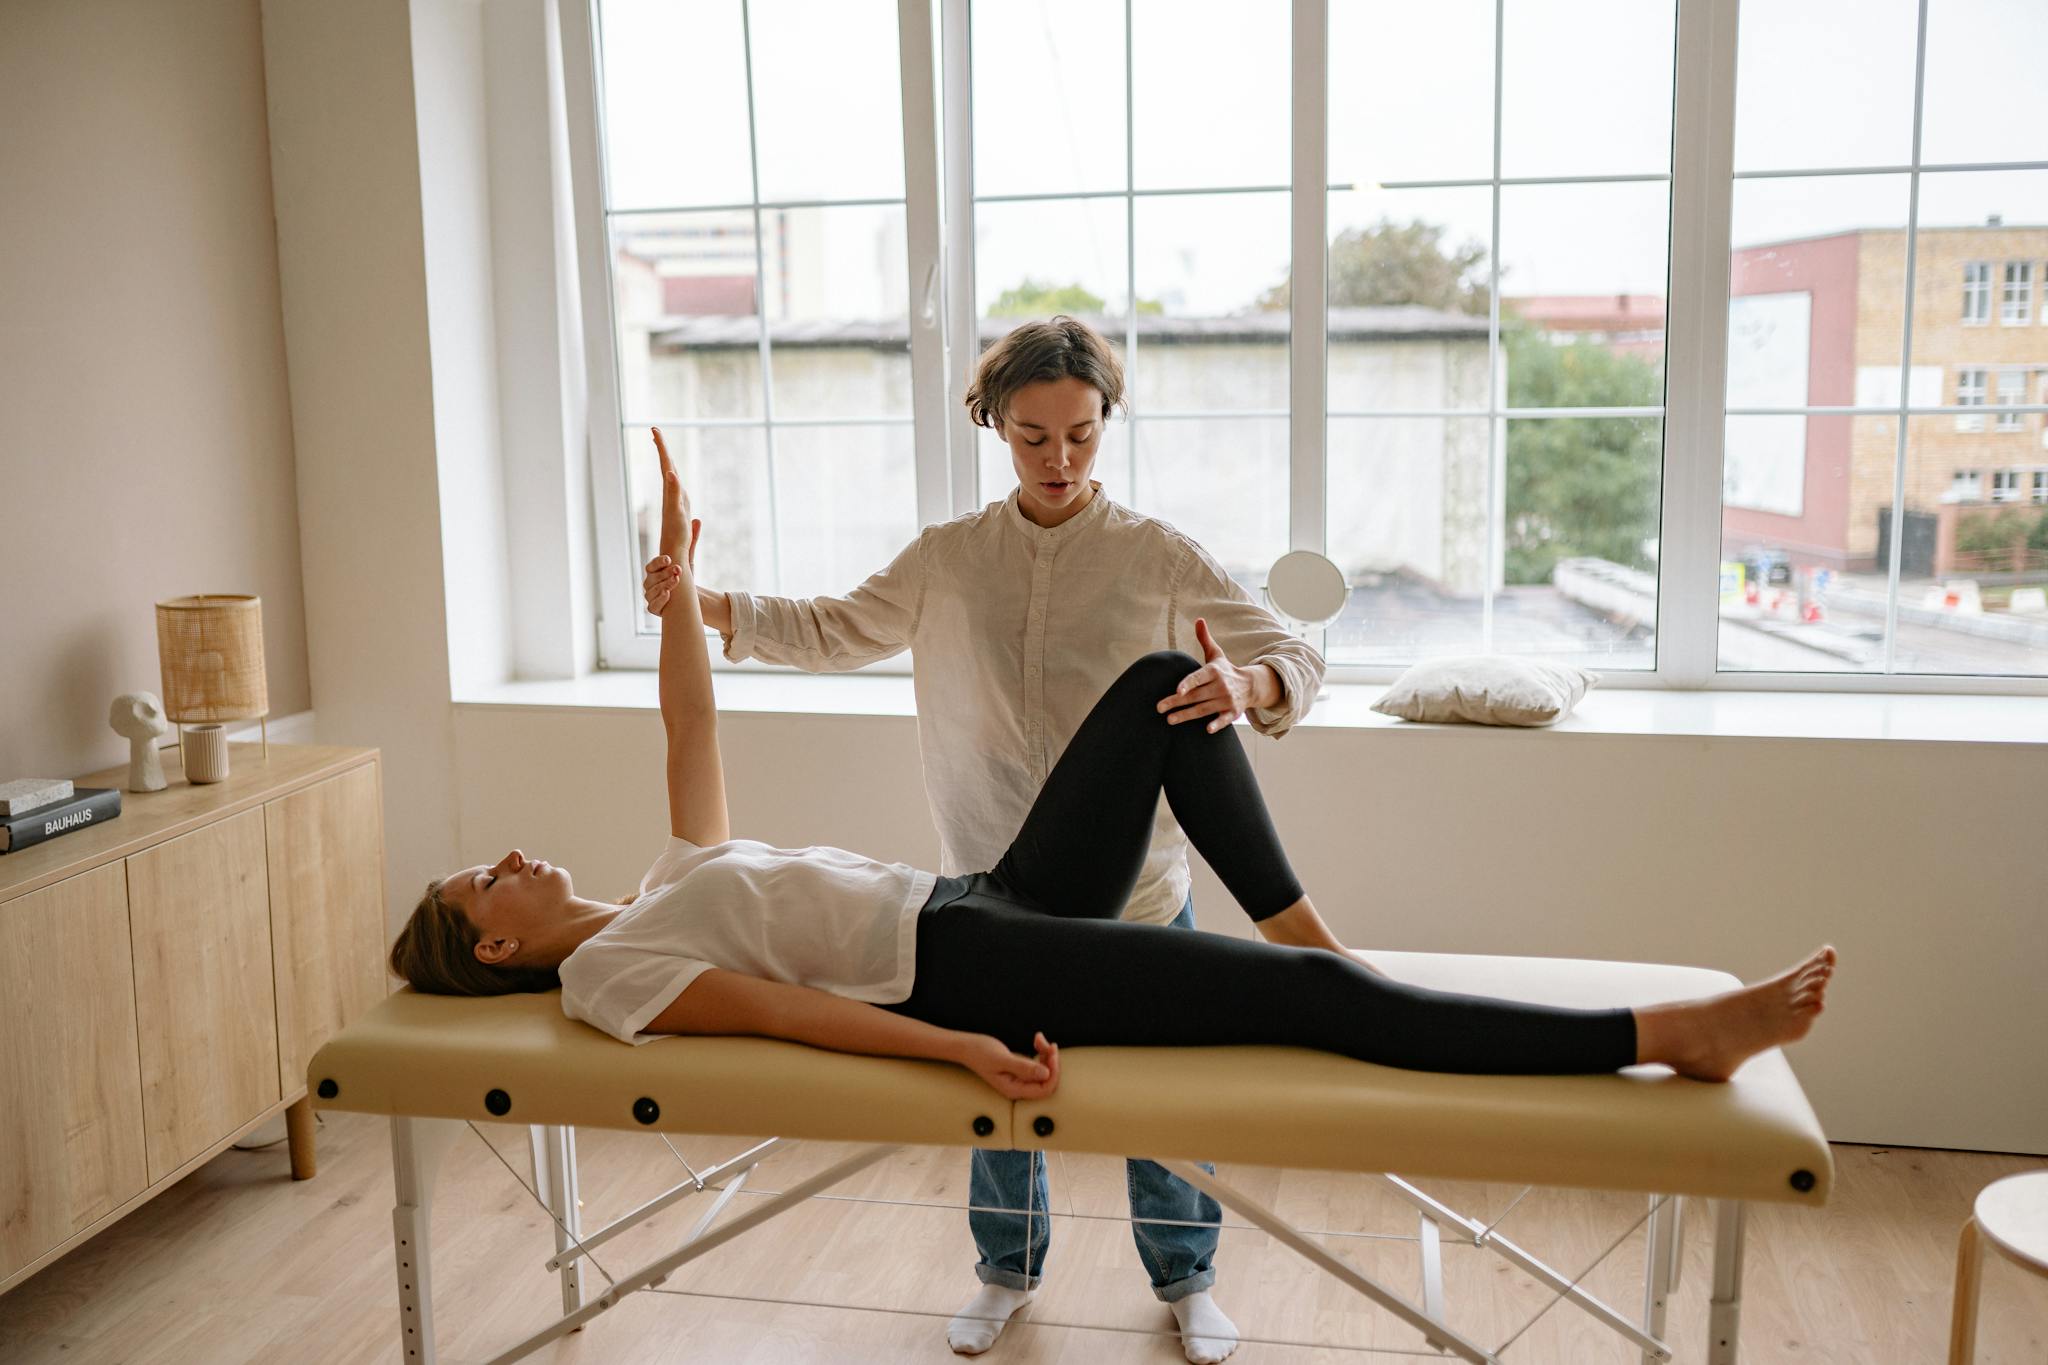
[920, 262, 939, 326]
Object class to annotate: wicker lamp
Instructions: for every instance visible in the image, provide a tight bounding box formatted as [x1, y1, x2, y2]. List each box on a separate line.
[155, 594, 270, 767]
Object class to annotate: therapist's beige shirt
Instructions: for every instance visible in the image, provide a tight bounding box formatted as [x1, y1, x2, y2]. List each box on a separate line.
[722, 486, 1326, 926]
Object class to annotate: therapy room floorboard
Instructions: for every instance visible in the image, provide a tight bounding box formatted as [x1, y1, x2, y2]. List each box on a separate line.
[2, 1111, 2043, 1364]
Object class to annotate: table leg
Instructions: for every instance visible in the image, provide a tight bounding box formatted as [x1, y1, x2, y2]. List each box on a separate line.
[286, 1096, 317, 1180]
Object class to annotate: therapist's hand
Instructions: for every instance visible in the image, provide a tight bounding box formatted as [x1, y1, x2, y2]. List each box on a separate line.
[1158, 618, 1281, 733]
[957, 1031, 1060, 1100]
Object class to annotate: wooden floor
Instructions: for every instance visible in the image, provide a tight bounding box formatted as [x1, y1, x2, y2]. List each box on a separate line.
[3, 1112, 2043, 1364]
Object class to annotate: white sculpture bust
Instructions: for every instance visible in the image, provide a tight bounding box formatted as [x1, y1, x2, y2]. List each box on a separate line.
[110, 692, 171, 792]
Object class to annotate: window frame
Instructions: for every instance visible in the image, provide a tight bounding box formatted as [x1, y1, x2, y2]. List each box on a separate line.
[1956, 366, 1988, 431]
[2001, 260, 2034, 326]
[1994, 369, 2027, 432]
[561, 0, 2048, 695]
[1961, 260, 1991, 325]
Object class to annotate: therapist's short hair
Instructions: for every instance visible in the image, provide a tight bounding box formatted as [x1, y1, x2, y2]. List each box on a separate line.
[966, 316, 1126, 430]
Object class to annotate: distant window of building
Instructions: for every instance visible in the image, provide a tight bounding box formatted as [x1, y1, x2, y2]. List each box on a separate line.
[1956, 368, 1988, 432]
[2001, 261, 2033, 325]
[1995, 370, 2027, 431]
[1950, 469, 1984, 502]
[2033, 470, 2048, 504]
[1991, 470, 2022, 502]
[1963, 261, 1992, 324]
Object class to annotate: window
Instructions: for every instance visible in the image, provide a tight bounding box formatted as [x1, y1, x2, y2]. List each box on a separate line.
[1994, 370, 2027, 431]
[1955, 368, 1987, 432]
[970, 0, 1292, 578]
[1325, 0, 1672, 670]
[576, 0, 922, 669]
[562, 0, 2048, 684]
[1991, 469, 2022, 502]
[1962, 261, 1991, 324]
[2001, 261, 2034, 325]
[2033, 470, 2048, 504]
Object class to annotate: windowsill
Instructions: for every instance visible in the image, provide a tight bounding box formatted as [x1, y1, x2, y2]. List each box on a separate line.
[456, 670, 2048, 746]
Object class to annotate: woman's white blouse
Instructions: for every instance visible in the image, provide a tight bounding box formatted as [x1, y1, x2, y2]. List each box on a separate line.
[560, 835, 936, 1044]
[721, 488, 1325, 927]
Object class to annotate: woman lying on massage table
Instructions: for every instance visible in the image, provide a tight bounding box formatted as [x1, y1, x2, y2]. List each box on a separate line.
[389, 430, 1836, 1102]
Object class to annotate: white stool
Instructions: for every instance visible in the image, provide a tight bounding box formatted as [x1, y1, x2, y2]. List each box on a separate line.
[1950, 1170, 2048, 1363]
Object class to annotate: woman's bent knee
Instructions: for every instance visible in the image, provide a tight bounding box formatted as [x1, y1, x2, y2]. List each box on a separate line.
[1119, 650, 1200, 696]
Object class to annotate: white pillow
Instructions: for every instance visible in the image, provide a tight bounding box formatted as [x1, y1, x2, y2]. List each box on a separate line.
[1371, 656, 1598, 727]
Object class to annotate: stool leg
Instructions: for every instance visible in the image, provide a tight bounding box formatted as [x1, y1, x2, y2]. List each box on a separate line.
[1948, 1216, 1983, 1365]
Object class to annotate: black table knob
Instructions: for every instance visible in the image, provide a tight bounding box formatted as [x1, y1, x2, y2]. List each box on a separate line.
[1032, 1116, 1055, 1138]
[633, 1097, 661, 1125]
[316, 1078, 338, 1100]
[484, 1089, 511, 1117]
[972, 1115, 995, 1138]
[1789, 1168, 1816, 1193]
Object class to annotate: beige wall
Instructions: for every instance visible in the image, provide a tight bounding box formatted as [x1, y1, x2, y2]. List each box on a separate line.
[261, 0, 464, 925]
[0, 0, 309, 781]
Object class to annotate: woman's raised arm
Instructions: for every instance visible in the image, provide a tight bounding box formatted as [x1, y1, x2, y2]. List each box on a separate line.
[652, 428, 731, 846]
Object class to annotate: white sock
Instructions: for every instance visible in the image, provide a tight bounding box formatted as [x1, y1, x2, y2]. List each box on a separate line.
[1170, 1291, 1240, 1365]
[946, 1283, 1035, 1355]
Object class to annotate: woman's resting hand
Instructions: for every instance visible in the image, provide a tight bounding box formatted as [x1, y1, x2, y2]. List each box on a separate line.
[955, 1030, 1061, 1099]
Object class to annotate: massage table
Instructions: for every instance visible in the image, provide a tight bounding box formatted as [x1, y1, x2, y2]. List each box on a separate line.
[309, 950, 1833, 1363]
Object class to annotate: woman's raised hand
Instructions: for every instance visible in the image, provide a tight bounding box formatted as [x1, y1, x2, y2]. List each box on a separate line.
[957, 1030, 1061, 1100]
[649, 428, 699, 615]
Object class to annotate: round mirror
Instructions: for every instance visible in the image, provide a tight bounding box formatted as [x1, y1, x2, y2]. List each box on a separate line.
[1265, 550, 1349, 627]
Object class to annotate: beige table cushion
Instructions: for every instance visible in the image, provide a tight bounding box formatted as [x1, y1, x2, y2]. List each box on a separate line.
[310, 989, 1013, 1150]
[1020, 951, 1832, 1204]
[313, 951, 1832, 1205]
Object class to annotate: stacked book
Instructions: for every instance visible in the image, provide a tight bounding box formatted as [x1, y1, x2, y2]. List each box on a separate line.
[0, 778, 122, 855]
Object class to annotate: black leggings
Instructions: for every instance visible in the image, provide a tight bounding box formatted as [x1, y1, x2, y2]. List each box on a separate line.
[890, 652, 1636, 1075]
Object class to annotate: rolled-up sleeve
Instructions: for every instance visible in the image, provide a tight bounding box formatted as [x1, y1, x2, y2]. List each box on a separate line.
[722, 536, 925, 672]
[1171, 540, 1326, 737]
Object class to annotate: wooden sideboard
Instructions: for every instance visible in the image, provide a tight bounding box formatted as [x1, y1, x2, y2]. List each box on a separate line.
[0, 743, 387, 1294]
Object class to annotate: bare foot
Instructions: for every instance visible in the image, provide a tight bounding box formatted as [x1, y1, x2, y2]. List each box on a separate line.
[1636, 946, 1837, 1082]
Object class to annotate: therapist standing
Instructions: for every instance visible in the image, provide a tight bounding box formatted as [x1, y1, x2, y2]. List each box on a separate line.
[644, 316, 1325, 1363]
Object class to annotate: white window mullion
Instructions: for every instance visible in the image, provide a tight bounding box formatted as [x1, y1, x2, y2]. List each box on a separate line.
[1657, 0, 1741, 688]
[898, 0, 951, 529]
[940, 0, 978, 511]
[1484, 0, 1505, 654]
[1288, 0, 1328, 559]
[1879, 0, 1933, 676]
[737, 1, 783, 594]
[557, 0, 644, 669]
[1123, 0, 1139, 505]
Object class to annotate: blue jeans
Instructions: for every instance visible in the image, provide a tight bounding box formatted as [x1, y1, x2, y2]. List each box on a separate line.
[966, 896, 1223, 1303]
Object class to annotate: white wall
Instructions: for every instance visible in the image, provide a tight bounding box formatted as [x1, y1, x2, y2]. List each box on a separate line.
[0, 0, 309, 782]
[261, 0, 461, 921]
[453, 701, 2047, 1154]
